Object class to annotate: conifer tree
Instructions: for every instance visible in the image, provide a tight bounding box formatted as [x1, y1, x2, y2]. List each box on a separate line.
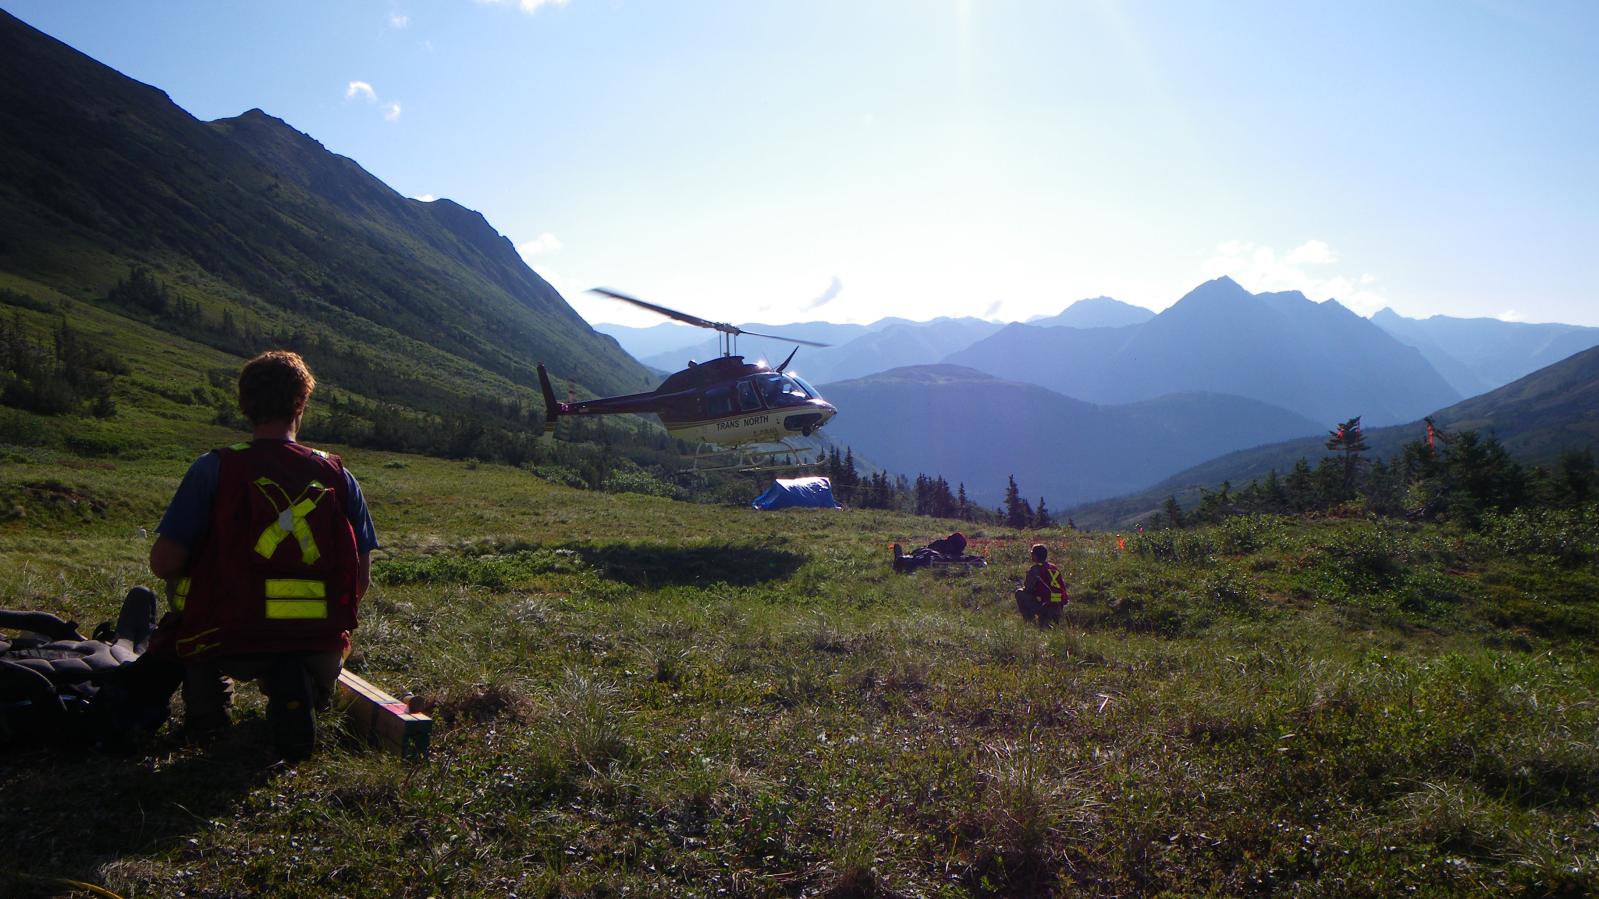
[1325, 416, 1369, 500]
[1003, 475, 1030, 528]
[1163, 494, 1184, 528]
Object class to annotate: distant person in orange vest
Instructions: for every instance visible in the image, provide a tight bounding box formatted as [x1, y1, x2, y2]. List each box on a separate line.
[1015, 543, 1069, 627]
[149, 351, 378, 761]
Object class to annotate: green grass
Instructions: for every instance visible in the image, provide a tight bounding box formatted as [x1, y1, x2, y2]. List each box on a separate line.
[3, 439, 1598, 896]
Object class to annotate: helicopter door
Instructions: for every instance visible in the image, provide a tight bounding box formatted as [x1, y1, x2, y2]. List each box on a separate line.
[705, 386, 733, 418]
[735, 379, 764, 412]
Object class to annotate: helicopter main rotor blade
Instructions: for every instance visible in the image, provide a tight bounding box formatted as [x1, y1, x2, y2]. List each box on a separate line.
[591, 287, 831, 347]
[589, 288, 732, 333]
[737, 328, 831, 348]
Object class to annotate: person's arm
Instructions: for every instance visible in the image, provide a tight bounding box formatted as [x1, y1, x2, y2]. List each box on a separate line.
[150, 452, 218, 583]
[149, 536, 190, 580]
[1023, 565, 1045, 595]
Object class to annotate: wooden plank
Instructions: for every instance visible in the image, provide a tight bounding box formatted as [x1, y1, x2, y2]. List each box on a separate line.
[336, 669, 432, 759]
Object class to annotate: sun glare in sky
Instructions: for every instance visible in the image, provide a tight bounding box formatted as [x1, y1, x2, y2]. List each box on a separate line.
[5, 0, 1596, 327]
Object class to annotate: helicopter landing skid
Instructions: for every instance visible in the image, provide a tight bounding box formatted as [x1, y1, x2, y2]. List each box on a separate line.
[689, 440, 822, 474]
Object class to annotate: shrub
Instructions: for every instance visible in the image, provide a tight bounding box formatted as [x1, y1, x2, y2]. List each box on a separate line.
[1477, 505, 1599, 568]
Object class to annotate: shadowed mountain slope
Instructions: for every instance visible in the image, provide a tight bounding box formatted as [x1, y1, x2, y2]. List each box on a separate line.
[0, 9, 651, 413]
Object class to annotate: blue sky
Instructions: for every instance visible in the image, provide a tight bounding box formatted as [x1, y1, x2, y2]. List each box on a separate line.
[6, 1, 1597, 327]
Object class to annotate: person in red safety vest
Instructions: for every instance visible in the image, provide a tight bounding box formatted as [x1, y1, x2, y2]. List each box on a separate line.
[149, 350, 377, 761]
[1014, 543, 1069, 627]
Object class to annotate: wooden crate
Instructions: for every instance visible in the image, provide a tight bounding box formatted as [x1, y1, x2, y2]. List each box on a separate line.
[336, 669, 432, 759]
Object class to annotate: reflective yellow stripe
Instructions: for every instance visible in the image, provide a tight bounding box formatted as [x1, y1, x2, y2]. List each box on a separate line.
[228, 442, 250, 451]
[265, 599, 328, 620]
[265, 578, 328, 619]
[1047, 569, 1066, 603]
[265, 578, 326, 599]
[172, 576, 191, 612]
[176, 626, 221, 655]
[252, 478, 328, 563]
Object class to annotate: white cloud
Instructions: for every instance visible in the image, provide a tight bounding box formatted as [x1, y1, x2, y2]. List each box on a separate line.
[415, 193, 436, 202]
[389, 12, 410, 28]
[345, 81, 377, 102]
[803, 276, 842, 311]
[1284, 239, 1337, 265]
[1202, 240, 1390, 316]
[477, 0, 570, 13]
[516, 232, 563, 262]
[382, 102, 403, 122]
[1497, 309, 1524, 322]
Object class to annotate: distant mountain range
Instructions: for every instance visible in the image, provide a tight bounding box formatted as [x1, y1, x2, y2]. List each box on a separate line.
[820, 365, 1323, 507]
[947, 277, 1462, 427]
[1370, 308, 1599, 398]
[595, 295, 1150, 365]
[633, 317, 1005, 385]
[0, 9, 651, 417]
[1068, 343, 1599, 529]
[610, 279, 1592, 435]
[1027, 297, 1154, 329]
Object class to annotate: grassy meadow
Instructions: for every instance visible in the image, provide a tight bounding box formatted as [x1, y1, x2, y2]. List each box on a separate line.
[3, 433, 1598, 897]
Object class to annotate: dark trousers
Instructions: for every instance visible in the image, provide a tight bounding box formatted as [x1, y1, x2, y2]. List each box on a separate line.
[1015, 589, 1062, 627]
[183, 652, 343, 719]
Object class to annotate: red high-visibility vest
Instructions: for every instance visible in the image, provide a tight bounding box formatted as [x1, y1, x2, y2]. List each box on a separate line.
[173, 441, 359, 659]
[1028, 562, 1069, 604]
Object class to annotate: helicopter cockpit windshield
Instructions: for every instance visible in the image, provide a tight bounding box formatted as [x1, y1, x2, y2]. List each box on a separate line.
[789, 374, 822, 399]
[753, 373, 814, 408]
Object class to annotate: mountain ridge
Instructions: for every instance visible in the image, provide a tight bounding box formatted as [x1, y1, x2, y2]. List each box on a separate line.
[0, 8, 651, 419]
[946, 276, 1461, 426]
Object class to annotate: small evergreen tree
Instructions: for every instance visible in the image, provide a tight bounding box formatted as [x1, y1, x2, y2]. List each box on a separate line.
[1163, 494, 1184, 528]
[1325, 416, 1369, 500]
[1003, 475, 1030, 529]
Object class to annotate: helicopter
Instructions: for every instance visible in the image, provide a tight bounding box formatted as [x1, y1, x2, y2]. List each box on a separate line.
[537, 288, 839, 470]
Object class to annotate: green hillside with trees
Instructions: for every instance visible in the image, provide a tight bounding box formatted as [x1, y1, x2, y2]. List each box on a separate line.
[0, 9, 653, 469]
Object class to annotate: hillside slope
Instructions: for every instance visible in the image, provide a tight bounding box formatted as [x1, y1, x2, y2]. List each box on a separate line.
[0, 9, 651, 416]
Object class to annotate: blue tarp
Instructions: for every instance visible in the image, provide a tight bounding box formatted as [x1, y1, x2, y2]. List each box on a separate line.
[751, 476, 841, 510]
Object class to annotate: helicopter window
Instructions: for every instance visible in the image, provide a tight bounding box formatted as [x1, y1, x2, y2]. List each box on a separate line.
[736, 379, 763, 411]
[705, 386, 733, 418]
[790, 375, 821, 399]
[757, 373, 811, 407]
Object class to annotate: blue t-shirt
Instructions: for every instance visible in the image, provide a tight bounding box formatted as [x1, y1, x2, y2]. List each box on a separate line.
[156, 440, 380, 554]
